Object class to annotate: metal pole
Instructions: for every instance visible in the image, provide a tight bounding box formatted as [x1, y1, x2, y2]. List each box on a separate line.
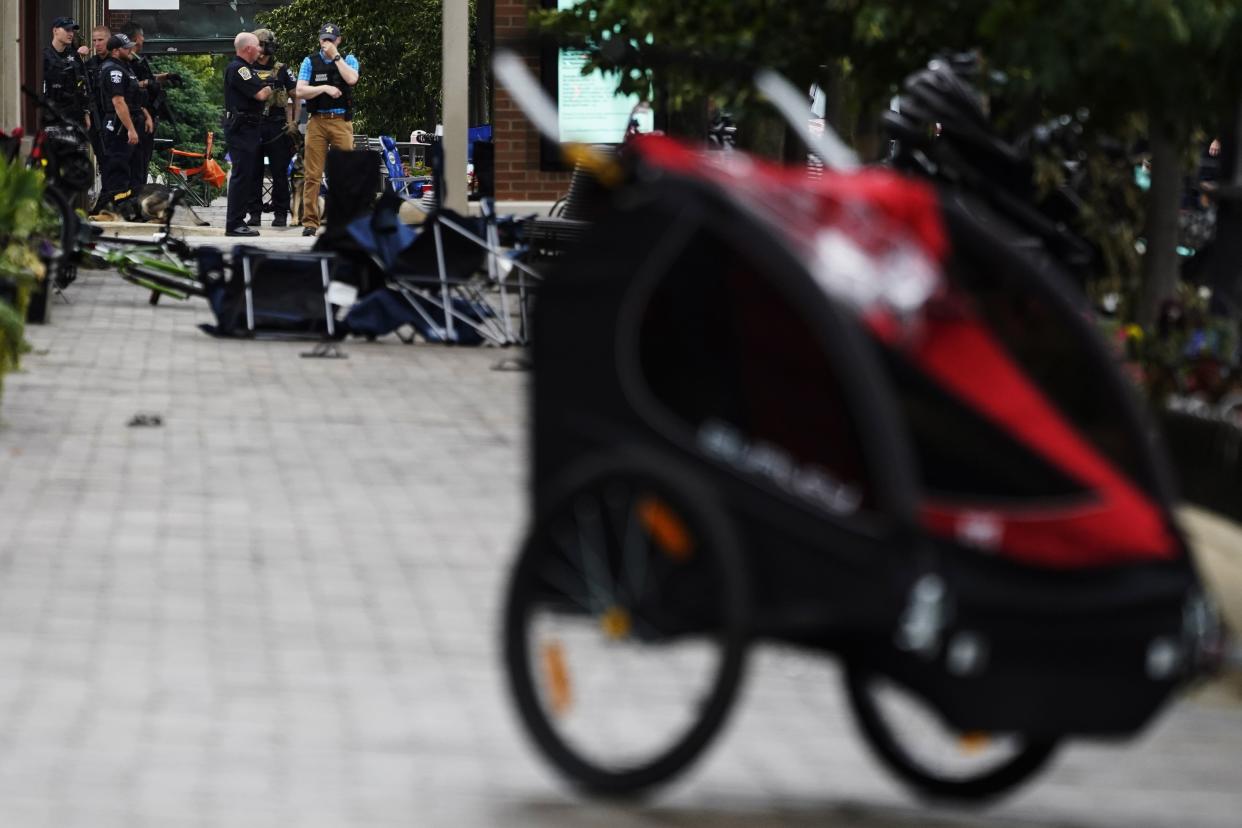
[441, 0, 469, 214]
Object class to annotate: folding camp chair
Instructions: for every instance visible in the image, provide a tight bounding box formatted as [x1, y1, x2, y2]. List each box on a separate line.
[398, 138, 541, 344]
[378, 199, 541, 346]
[379, 135, 431, 200]
[161, 132, 224, 207]
[320, 137, 539, 346]
[200, 246, 339, 339]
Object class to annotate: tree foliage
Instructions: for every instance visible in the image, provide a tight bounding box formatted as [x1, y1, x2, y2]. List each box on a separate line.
[539, 0, 1242, 323]
[259, 0, 477, 138]
[542, 1, 1240, 138]
[149, 54, 228, 153]
[978, 1, 1242, 138]
[535, 1, 981, 130]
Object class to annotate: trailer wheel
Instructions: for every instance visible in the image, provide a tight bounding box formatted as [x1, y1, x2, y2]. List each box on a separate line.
[844, 665, 1058, 803]
[504, 452, 749, 796]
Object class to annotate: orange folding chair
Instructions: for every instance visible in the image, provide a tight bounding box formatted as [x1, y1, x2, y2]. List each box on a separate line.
[164, 132, 225, 206]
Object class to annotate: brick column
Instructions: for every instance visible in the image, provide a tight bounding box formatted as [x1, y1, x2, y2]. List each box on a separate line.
[493, 0, 570, 202]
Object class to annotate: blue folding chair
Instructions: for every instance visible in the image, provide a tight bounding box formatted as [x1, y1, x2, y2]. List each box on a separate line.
[380, 135, 430, 200]
[467, 124, 492, 162]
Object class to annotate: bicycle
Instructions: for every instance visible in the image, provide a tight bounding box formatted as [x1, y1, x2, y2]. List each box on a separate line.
[10, 86, 96, 321]
[85, 189, 205, 304]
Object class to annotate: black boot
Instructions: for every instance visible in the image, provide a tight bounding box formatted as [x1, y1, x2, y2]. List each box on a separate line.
[246, 213, 262, 227]
[271, 213, 287, 227]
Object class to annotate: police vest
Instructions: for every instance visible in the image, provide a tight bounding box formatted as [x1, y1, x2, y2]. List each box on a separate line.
[98, 57, 142, 119]
[43, 46, 87, 117]
[305, 52, 353, 120]
[253, 63, 290, 117]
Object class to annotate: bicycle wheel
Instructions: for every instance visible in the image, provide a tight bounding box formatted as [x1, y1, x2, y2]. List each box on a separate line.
[844, 665, 1058, 802]
[504, 453, 749, 796]
[44, 187, 78, 289]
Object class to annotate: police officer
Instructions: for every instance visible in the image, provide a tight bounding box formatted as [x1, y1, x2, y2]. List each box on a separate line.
[245, 29, 298, 228]
[91, 33, 147, 218]
[122, 23, 173, 180]
[83, 25, 112, 164]
[42, 17, 90, 129]
[223, 32, 274, 237]
[296, 22, 360, 236]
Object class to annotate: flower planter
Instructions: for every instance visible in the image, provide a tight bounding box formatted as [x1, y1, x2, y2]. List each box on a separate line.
[1160, 408, 1242, 524]
[0, 276, 30, 406]
[23, 268, 50, 324]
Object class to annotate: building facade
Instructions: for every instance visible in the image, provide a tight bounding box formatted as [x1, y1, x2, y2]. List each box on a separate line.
[2, 0, 103, 129]
[493, 0, 570, 202]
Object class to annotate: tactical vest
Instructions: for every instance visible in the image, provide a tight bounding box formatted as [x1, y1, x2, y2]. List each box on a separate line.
[43, 46, 87, 118]
[254, 62, 290, 118]
[305, 52, 353, 120]
[97, 57, 141, 120]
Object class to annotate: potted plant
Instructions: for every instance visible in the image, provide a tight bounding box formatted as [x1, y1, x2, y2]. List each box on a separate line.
[0, 152, 49, 406]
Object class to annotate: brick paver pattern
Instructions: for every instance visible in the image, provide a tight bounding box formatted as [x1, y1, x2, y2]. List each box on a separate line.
[1, 272, 1241, 827]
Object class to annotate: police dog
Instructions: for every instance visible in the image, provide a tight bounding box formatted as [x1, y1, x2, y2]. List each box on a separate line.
[136, 183, 211, 226]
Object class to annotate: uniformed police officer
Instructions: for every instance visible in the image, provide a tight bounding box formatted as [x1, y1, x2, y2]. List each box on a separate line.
[122, 23, 173, 180]
[223, 32, 274, 237]
[83, 25, 112, 164]
[42, 17, 90, 129]
[245, 29, 298, 228]
[91, 33, 148, 218]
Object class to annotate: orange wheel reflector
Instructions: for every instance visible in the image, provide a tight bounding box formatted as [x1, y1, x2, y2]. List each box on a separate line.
[958, 732, 991, 753]
[638, 496, 694, 561]
[599, 605, 632, 640]
[541, 640, 572, 718]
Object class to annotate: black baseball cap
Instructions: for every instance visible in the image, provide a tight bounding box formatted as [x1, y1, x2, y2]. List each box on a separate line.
[52, 17, 79, 31]
[318, 23, 340, 41]
[107, 33, 134, 50]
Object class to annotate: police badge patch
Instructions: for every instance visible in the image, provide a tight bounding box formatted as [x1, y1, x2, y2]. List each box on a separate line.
[239, 66, 252, 80]
[110, 70, 122, 83]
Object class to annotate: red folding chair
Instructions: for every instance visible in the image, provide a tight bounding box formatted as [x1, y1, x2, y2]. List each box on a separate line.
[164, 132, 224, 206]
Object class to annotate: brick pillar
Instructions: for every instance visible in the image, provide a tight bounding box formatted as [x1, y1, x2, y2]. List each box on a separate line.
[493, 0, 570, 202]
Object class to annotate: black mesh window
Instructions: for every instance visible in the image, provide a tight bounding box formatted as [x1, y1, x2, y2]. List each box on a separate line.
[635, 227, 873, 512]
[946, 251, 1150, 490]
[882, 349, 1090, 500]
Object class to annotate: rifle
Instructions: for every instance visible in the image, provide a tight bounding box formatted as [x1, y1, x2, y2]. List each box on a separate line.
[83, 57, 103, 135]
[149, 77, 179, 125]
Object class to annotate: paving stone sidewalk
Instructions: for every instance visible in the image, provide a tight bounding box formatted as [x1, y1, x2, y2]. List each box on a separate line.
[0, 271, 1241, 827]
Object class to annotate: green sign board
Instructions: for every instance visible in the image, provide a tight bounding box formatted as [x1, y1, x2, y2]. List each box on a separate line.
[554, 0, 653, 144]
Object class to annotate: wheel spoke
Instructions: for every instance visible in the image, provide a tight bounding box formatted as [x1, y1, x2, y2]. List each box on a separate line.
[574, 495, 618, 609]
[612, 486, 651, 607]
[550, 519, 607, 614]
[536, 557, 596, 614]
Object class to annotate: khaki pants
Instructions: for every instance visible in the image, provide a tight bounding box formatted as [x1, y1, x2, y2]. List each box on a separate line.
[301, 116, 354, 228]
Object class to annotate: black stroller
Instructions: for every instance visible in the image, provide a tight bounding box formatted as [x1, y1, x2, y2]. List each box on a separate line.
[500, 129, 1223, 802]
